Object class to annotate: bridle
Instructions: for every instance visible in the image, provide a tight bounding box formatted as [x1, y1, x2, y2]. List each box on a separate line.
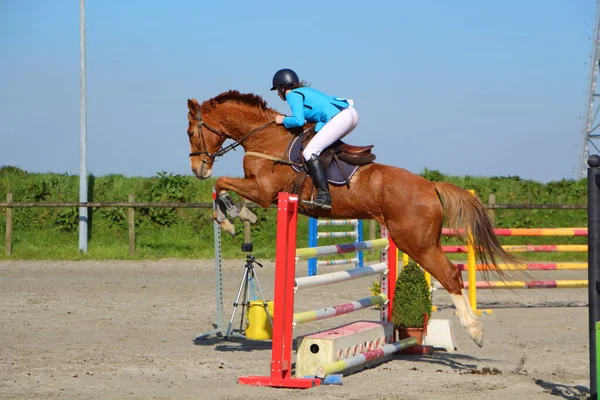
[188, 109, 275, 160]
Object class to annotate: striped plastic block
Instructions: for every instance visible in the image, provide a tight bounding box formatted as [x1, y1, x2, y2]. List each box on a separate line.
[295, 320, 394, 378]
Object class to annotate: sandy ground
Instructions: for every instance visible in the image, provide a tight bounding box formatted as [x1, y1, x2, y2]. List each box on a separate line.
[0, 259, 591, 400]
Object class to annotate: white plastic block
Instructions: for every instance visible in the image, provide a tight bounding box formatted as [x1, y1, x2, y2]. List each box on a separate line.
[423, 319, 457, 353]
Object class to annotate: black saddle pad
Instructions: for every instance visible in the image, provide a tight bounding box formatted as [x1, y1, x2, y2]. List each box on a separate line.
[289, 135, 359, 186]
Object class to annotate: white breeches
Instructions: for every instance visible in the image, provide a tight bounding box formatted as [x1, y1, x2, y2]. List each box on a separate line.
[302, 106, 359, 160]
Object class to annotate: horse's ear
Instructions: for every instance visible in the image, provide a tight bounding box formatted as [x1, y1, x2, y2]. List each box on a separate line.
[187, 99, 198, 113]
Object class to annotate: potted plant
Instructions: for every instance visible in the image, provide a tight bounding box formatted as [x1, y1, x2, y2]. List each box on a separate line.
[392, 260, 432, 345]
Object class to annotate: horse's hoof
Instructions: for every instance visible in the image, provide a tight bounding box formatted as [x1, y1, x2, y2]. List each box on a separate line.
[220, 219, 236, 236]
[238, 206, 258, 224]
[467, 323, 484, 347]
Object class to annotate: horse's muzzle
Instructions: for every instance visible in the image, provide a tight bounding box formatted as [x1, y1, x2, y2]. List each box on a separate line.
[192, 164, 212, 179]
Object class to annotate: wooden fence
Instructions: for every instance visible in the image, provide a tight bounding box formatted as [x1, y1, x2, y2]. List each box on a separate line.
[2, 193, 220, 256]
[0, 193, 587, 257]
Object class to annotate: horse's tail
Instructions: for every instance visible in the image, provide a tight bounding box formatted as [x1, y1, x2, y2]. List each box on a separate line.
[434, 182, 521, 276]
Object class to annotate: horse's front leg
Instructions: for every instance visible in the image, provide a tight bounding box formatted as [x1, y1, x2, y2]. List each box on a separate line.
[214, 177, 267, 234]
[215, 176, 272, 207]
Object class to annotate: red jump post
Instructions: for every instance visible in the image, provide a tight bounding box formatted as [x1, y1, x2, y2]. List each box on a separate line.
[238, 193, 320, 388]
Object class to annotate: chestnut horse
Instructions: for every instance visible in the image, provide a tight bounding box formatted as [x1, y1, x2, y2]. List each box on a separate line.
[186, 90, 518, 347]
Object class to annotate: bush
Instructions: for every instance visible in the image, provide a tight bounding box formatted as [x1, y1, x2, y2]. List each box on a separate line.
[392, 261, 432, 329]
[0, 165, 28, 177]
[143, 171, 191, 227]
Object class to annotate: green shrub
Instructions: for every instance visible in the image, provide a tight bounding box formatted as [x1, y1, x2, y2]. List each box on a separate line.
[0, 165, 27, 177]
[392, 261, 432, 329]
[142, 172, 191, 227]
[55, 207, 79, 232]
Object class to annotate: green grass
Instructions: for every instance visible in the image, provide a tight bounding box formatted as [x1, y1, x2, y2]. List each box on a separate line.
[0, 222, 270, 261]
[0, 213, 377, 261]
[0, 166, 590, 261]
[0, 217, 587, 262]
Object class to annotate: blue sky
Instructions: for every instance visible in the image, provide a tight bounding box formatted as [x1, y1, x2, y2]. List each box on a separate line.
[0, 0, 596, 183]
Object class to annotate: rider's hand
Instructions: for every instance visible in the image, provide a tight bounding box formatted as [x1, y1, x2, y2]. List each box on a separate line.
[275, 115, 285, 124]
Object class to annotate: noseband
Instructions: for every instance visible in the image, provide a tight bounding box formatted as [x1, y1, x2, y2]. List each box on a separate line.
[189, 111, 275, 160]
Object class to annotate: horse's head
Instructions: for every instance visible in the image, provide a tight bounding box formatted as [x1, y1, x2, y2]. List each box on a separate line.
[186, 98, 226, 179]
[187, 91, 284, 180]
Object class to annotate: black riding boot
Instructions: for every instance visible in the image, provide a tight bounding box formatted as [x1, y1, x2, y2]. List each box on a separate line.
[303, 154, 332, 210]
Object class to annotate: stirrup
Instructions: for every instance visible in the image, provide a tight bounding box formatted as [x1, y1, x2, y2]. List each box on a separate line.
[301, 198, 332, 210]
[302, 191, 332, 210]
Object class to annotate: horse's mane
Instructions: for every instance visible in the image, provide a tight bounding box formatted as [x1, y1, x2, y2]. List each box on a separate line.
[202, 90, 275, 116]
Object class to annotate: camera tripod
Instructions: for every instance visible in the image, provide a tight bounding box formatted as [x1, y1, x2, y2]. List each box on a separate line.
[224, 251, 273, 339]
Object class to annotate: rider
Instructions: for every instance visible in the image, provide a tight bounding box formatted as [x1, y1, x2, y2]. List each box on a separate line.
[271, 68, 359, 210]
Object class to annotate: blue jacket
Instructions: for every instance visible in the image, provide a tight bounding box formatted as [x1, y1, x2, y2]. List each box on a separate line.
[283, 87, 351, 132]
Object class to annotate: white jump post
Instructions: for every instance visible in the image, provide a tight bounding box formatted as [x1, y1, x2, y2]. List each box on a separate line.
[195, 189, 225, 340]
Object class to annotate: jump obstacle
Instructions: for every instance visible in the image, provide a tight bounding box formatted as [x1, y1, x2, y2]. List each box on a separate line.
[193, 192, 398, 345]
[238, 192, 438, 388]
[194, 192, 450, 384]
[439, 224, 589, 315]
[193, 167, 600, 393]
[307, 217, 364, 276]
[433, 177, 600, 398]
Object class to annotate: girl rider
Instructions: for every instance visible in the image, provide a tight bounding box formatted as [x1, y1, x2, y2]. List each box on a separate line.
[272, 68, 359, 210]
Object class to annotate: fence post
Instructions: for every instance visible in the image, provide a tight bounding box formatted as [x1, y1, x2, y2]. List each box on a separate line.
[128, 194, 135, 257]
[369, 220, 376, 241]
[488, 193, 496, 223]
[5, 193, 12, 256]
[243, 220, 251, 244]
[369, 220, 376, 255]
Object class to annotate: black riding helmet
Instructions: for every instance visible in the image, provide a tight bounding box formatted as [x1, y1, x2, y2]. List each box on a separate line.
[270, 68, 299, 90]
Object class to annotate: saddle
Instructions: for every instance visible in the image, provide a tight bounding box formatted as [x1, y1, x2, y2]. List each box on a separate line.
[291, 126, 376, 166]
[287, 127, 376, 195]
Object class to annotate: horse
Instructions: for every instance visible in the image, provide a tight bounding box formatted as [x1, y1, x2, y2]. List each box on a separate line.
[186, 90, 519, 348]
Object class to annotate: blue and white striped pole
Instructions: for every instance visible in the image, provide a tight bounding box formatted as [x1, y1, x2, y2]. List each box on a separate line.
[308, 218, 318, 276]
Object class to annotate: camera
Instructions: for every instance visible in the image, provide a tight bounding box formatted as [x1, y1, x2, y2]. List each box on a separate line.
[241, 242, 254, 253]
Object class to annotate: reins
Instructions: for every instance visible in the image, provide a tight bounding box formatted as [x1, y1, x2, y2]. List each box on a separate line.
[189, 119, 275, 160]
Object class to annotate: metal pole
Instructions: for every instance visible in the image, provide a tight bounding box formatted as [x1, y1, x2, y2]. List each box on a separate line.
[588, 154, 600, 400]
[78, 0, 88, 253]
[357, 220, 364, 267]
[307, 217, 317, 276]
[195, 190, 225, 340]
[580, 1, 600, 177]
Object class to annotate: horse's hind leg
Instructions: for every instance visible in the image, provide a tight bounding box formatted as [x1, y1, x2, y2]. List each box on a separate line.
[406, 246, 483, 347]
